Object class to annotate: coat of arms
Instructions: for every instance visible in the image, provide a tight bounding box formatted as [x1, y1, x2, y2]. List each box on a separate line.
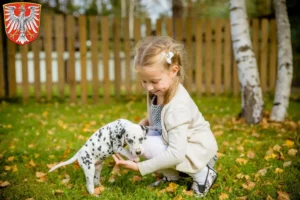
[3, 2, 41, 45]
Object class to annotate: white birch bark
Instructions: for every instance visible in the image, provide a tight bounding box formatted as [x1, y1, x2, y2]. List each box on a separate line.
[230, 0, 264, 124]
[270, 0, 293, 122]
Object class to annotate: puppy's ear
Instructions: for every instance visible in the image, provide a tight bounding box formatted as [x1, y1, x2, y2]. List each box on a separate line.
[140, 125, 149, 135]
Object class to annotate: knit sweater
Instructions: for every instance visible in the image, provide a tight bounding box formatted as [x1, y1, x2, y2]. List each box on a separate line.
[138, 84, 218, 175]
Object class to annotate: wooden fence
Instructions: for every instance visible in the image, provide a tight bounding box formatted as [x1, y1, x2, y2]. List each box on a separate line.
[0, 14, 277, 103]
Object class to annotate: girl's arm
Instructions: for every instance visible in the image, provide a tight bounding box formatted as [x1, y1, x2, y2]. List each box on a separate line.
[137, 107, 189, 175]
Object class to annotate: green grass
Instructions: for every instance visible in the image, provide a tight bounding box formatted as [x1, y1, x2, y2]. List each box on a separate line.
[0, 96, 299, 199]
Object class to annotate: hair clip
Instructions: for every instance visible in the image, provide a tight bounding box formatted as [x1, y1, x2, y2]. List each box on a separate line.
[161, 52, 174, 64]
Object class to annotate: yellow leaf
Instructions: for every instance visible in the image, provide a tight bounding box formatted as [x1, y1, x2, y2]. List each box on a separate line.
[165, 182, 177, 193]
[182, 189, 194, 196]
[219, 192, 229, 200]
[266, 195, 274, 200]
[7, 156, 14, 162]
[247, 150, 255, 159]
[12, 165, 18, 172]
[111, 164, 121, 176]
[47, 163, 57, 169]
[236, 158, 248, 165]
[0, 181, 10, 188]
[237, 146, 244, 152]
[213, 130, 223, 137]
[108, 174, 116, 183]
[54, 190, 64, 195]
[36, 172, 47, 178]
[242, 181, 255, 190]
[131, 175, 142, 183]
[236, 196, 247, 200]
[29, 160, 36, 167]
[273, 144, 282, 152]
[275, 168, 283, 174]
[285, 140, 294, 148]
[94, 185, 105, 195]
[42, 111, 48, 118]
[173, 195, 183, 200]
[28, 144, 35, 149]
[5, 166, 11, 171]
[25, 198, 34, 200]
[287, 149, 297, 156]
[277, 190, 290, 200]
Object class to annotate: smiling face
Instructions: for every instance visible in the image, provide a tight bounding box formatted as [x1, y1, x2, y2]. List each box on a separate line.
[137, 63, 179, 98]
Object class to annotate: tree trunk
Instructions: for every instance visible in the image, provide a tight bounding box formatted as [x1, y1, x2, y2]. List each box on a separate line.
[230, 0, 264, 124]
[270, 0, 293, 122]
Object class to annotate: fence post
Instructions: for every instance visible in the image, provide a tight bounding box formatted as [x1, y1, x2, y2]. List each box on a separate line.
[113, 18, 121, 100]
[20, 44, 29, 102]
[214, 18, 222, 95]
[89, 16, 99, 103]
[123, 18, 132, 96]
[66, 15, 76, 103]
[44, 14, 53, 101]
[269, 19, 277, 91]
[55, 14, 65, 100]
[134, 18, 142, 95]
[195, 19, 203, 97]
[223, 19, 231, 94]
[260, 18, 269, 93]
[205, 19, 212, 96]
[101, 16, 110, 103]
[79, 15, 88, 104]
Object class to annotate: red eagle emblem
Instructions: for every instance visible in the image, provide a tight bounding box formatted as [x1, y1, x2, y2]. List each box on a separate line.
[3, 2, 41, 45]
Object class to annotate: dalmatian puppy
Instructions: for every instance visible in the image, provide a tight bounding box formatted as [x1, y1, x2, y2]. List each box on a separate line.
[48, 119, 147, 195]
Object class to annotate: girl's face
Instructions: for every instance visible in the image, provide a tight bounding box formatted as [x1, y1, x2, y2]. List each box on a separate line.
[137, 63, 178, 97]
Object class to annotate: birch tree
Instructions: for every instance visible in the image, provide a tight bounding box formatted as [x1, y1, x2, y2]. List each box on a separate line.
[270, 0, 293, 122]
[230, 0, 264, 124]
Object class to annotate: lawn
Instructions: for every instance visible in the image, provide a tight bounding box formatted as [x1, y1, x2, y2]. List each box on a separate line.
[0, 95, 299, 200]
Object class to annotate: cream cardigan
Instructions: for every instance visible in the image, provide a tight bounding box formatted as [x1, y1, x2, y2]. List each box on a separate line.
[138, 84, 218, 175]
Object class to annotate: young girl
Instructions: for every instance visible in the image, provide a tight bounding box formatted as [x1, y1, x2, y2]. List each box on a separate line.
[113, 36, 218, 197]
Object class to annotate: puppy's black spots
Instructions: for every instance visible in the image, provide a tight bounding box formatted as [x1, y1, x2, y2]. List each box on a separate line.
[103, 137, 106, 141]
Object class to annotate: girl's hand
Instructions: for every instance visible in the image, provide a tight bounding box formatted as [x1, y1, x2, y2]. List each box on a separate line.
[138, 118, 149, 126]
[112, 154, 140, 172]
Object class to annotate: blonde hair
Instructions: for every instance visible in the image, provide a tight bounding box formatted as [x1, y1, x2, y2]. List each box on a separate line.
[134, 36, 187, 105]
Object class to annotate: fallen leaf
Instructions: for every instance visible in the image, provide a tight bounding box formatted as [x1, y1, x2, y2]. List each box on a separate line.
[236, 158, 248, 165]
[236, 196, 247, 200]
[108, 174, 116, 183]
[25, 198, 34, 200]
[237, 146, 244, 152]
[47, 163, 57, 169]
[287, 149, 297, 156]
[255, 168, 268, 177]
[277, 190, 290, 200]
[12, 165, 18, 172]
[266, 195, 274, 200]
[219, 192, 229, 200]
[165, 182, 177, 193]
[285, 140, 294, 148]
[173, 195, 183, 200]
[242, 181, 255, 190]
[5, 166, 11, 171]
[29, 160, 36, 167]
[111, 164, 121, 176]
[62, 174, 70, 184]
[275, 168, 283, 174]
[36, 172, 47, 178]
[0, 181, 10, 188]
[283, 161, 292, 168]
[213, 130, 223, 137]
[54, 190, 64, 195]
[7, 156, 14, 162]
[28, 144, 35, 149]
[94, 185, 105, 195]
[247, 150, 255, 159]
[182, 189, 194, 196]
[131, 175, 142, 183]
[273, 144, 282, 152]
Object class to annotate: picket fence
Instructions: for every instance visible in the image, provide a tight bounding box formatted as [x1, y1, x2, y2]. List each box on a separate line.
[0, 14, 277, 103]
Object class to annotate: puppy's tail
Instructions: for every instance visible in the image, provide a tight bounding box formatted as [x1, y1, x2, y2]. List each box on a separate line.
[48, 153, 78, 173]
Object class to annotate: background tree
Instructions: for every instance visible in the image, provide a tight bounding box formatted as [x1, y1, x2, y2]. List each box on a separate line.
[229, 0, 264, 124]
[270, 0, 293, 122]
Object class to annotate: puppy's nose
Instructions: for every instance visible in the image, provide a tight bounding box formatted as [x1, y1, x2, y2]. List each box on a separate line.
[136, 151, 141, 155]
